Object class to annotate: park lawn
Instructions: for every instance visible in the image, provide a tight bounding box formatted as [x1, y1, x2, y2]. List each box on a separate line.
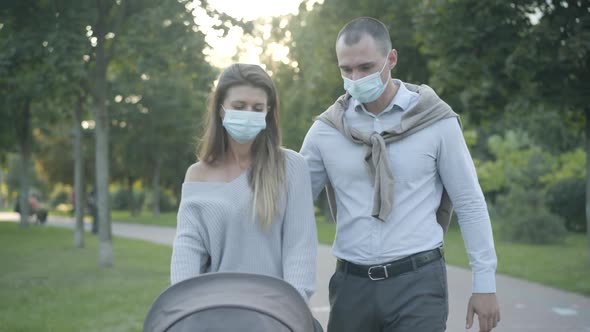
[111, 210, 177, 227]
[49, 209, 177, 226]
[316, 219, 590, 296]
[46, 210, 176, 226]
[0, 222, 171, 332]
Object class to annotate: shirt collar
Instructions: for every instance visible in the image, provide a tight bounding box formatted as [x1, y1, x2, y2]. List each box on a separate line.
[352, 79, 418, 114]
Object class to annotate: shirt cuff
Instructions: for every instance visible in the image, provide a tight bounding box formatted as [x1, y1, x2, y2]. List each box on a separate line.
[472, 271, 496, 293]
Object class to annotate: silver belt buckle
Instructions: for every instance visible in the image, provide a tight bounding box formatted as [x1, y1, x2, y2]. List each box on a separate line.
[368, 264, 391, 281]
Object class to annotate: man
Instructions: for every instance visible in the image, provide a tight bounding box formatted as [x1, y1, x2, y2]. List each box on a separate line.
[300, 17, 500, 332]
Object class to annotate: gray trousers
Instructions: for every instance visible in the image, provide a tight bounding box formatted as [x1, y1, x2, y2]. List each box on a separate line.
[327, 258, 448, 332]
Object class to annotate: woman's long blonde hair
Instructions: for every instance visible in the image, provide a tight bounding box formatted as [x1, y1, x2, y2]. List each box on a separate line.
[198, 63, 285, 228]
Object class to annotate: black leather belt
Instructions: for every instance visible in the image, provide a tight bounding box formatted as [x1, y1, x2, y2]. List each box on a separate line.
[336, 247, 444, 281]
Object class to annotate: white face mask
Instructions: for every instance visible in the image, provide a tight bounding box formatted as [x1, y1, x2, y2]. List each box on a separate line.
[342, 56, 390, 103]
[222, 107, 267, 144]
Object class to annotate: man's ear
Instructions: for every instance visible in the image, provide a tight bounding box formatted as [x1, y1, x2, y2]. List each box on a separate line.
[388, 49, 398, 70]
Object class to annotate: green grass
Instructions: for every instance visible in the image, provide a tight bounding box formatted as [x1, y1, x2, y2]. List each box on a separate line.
[111, 210, 177, 227]
[48, 209, 178, 226]
[316, 217, 590, 296]
[0, 222, 172, 332]
[316, 219, 337, 245]
[443, 224, 590, 295]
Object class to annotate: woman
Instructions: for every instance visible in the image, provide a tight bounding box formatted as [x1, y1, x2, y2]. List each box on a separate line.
[170, 63, 317, 301]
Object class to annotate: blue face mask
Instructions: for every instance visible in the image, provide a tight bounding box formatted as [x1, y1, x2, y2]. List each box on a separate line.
[342, 56, 389, 103]
[222, 108, 267, 144]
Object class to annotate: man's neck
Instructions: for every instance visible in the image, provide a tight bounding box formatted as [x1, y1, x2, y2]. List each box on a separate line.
[363, 79, 399, 115]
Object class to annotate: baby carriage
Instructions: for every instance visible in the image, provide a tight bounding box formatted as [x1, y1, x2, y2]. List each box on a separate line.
[144, 272, 323, 332]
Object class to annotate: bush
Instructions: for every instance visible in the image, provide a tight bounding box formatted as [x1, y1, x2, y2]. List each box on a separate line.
[134, 192, 146, 211]
[159, 190, 177, 212]
[49, 186, 71, 209]
[545, 178, 586, 233]
[147, 189, 177, 213]
[111, 188, 129, 210]
[497, 187, 567, 245]
[500, 210, 567, 245]
[111, 188, 146, 211]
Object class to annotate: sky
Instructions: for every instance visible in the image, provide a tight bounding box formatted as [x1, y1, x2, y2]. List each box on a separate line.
[207, 0, 305, 21]
[193, 0, 322, 68]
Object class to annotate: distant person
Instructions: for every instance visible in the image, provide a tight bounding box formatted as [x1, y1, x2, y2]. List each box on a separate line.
[14, 192, 48, 224]
[300, 17, 500, 332]
[170, 63, 318, 302]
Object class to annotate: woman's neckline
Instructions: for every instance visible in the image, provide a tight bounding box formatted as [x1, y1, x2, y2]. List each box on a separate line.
[183, 169, 249, 186]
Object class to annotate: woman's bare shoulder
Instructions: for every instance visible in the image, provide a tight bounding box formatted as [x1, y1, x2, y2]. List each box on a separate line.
[184, 161, 211, 182]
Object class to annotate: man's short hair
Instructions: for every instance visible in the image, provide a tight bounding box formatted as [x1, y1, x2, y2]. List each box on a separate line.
[336, 17, 392, 55]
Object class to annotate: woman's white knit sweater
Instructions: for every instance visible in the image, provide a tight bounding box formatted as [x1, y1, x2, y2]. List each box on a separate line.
[170, 149, 317, 301]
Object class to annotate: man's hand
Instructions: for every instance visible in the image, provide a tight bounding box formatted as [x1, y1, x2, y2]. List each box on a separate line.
[466, 293, 500, 331]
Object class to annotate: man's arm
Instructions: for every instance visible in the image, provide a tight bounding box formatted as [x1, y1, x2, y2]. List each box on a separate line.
[436, 118, 500, 332]
[299, 121, 329, 200]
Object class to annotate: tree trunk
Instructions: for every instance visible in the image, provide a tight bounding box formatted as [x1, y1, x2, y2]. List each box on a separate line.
[94, 1, 113, 267]
[586, 105, 590, 266]
[94, 81, 112, 266]
[91, 183, 98, 235]
[73, 95, 85, 248]
[17, 101, 32, 228]
[152, 158, 161, 216]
